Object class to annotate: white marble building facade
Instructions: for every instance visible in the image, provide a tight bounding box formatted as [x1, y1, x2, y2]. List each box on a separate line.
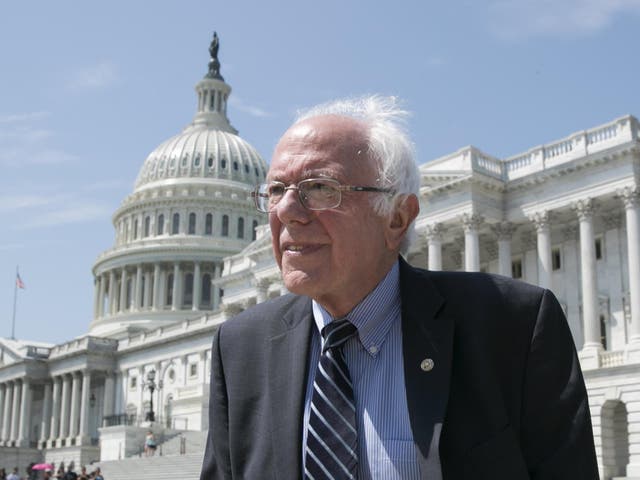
[0, 34, 637, 478]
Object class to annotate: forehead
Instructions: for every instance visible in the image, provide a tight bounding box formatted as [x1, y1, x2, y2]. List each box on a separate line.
[268, 115, 375, 182]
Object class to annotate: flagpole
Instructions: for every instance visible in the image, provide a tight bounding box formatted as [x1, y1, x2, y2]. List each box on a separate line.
[11, 266, 18, 340]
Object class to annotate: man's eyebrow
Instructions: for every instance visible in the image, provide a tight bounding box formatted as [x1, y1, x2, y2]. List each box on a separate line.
[267, 169, 339, 182]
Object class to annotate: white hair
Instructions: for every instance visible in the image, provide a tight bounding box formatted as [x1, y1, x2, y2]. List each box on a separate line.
[295, 95, 420, 253]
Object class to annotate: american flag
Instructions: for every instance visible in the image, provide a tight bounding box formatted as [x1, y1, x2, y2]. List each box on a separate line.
[16, 273, 25, 289]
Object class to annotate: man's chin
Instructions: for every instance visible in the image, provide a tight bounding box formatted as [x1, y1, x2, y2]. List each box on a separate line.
[281, 271, 319, 297]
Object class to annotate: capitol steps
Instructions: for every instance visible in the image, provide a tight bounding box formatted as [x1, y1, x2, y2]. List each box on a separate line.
[94, 452, 204, 480]
[93, 431, 207, 480]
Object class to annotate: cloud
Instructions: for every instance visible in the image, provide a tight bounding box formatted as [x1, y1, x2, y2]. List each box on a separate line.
[0, 193, 65, 213]
[67, 61, 119, 90]
[488, 0, 640, 39]
[15, 203, 112, 229]
[228, 96, 273, 118]
[81, 179, 132, 192]
[0, 243, 25, 252]
[0, 111, 51, 124]
[0, 113, 78, 167]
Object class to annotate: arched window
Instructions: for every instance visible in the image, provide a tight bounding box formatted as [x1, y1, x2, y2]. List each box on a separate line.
[205, 213, 213, 235]
[194, 153, 201, 167]
[252, 220, 258, 241]
[140, 275, 146, 308]
[172, 213, 180, 234]
[166, 274, 174, 306]
[244, 164, 249, 173]
[202, 274, 212, 307]
[208, 156, 214, 168]
[157, 214, 164, 235]
[188, 213, 196, 235]
[184, 273, 194, 308]
[237, 217, 245, 239]
[233, 161, 239, 171]
[222, 215, 229, 237]
[144, 216, 150, 237]
[220, 158, 227, 169]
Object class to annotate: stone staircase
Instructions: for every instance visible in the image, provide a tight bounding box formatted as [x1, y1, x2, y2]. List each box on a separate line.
[93, 431, 207, 480]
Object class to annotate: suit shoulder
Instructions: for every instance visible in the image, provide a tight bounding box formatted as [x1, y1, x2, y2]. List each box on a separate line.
[217, 293, 308, 336]
[419, 268, 548, 309]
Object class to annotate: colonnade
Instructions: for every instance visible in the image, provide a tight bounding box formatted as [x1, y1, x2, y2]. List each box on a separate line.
[42, 370, 98, 448]
[422, 188, 640, 352]
[94, 261, 223, 319]
[0, 379, 33, 447]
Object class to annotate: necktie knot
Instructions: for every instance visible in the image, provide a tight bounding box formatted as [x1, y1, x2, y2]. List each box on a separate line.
[321, 319, 357, 354]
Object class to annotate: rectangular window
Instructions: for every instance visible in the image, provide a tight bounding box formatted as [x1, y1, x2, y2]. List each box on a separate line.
[552, 248, 562, 271]
[600, 315, 607, 350]
[130, 376, 137, 390]
[511, 259, 523, 279]
[595, 238, 603, 260]
[189, 363, 198, 378]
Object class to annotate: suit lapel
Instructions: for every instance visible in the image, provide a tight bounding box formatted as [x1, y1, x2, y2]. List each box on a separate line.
[268, 297, 314, 479]
[399, 259, 454, 479]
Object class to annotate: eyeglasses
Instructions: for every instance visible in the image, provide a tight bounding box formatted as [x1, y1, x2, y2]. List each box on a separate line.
[252, 178, 393, 213]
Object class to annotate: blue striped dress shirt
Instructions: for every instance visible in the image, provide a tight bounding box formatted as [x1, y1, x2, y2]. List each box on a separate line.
[303, 261, 423, 479]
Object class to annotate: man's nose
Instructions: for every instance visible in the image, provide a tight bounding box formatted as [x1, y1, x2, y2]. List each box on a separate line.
[275, 187, 309, 223]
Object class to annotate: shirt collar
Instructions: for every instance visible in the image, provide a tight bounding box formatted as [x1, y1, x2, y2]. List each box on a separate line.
[312, 261, 401, 357]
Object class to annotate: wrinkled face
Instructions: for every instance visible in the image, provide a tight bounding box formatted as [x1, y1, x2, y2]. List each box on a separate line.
[268, 115, 398, 317]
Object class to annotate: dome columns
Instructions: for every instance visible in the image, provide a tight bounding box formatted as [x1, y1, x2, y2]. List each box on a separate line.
[92, 261, 222, 324]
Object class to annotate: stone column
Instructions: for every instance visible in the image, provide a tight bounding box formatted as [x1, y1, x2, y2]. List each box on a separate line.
[1, 382, 12, 445]
[172, 263, 181, 310]
[0, 384, 5, 442]
[153, 263, 161, 311]
[119, 370, 129, 417]
[493, 222, 515, 277]
[137, 367, 145, 420]
[144, 270, 153, 309]
[78, 370, 91, 444]
[461, 214, 483, 272]
[103, 373, 115, 419]
[17, 379, 31, 446]
[620, 187, 640, 350]
[530, 211, 552, 289]
[108, 271, 116, 315]
[68, 372, 81, 440]
[135, 265, 143, 311]
[10, 379, 21, 444]
[425, 223, 444, 271]
[119, 269, 128, 312]
[256, 279, 271, 304]
[40, 382, 52, 445]
[48, 377, 61, 448]
[213, 263, 222, 310]
[574, 199, 602, 366]
[97, 274, 106, 318]
[93, 276, 101, 319]
[58, 374, 71, 445]
[193, 262, 202, 310]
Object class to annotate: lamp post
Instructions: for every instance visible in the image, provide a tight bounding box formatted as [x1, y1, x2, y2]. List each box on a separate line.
[145, 369, 157, 422]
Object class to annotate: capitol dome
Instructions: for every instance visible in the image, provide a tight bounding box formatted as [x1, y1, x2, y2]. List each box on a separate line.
[90, 33, 267, 338]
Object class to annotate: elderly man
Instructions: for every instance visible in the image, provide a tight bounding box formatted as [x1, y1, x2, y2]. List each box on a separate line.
[200, 96, 598, 479]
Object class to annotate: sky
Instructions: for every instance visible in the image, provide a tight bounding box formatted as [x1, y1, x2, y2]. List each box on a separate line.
[1, 0, 640, 344]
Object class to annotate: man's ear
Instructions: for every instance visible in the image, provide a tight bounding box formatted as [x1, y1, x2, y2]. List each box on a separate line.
[385, 194, 420, 251]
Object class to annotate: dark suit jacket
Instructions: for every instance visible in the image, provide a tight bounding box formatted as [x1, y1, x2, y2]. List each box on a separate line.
[200, 259, 599, 479]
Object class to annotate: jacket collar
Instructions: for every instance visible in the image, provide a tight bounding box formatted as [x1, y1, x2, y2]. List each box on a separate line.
[399, 258, 454, 478]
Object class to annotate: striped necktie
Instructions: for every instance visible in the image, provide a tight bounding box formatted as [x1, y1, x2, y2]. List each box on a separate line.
[305, 319, 359, 480]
